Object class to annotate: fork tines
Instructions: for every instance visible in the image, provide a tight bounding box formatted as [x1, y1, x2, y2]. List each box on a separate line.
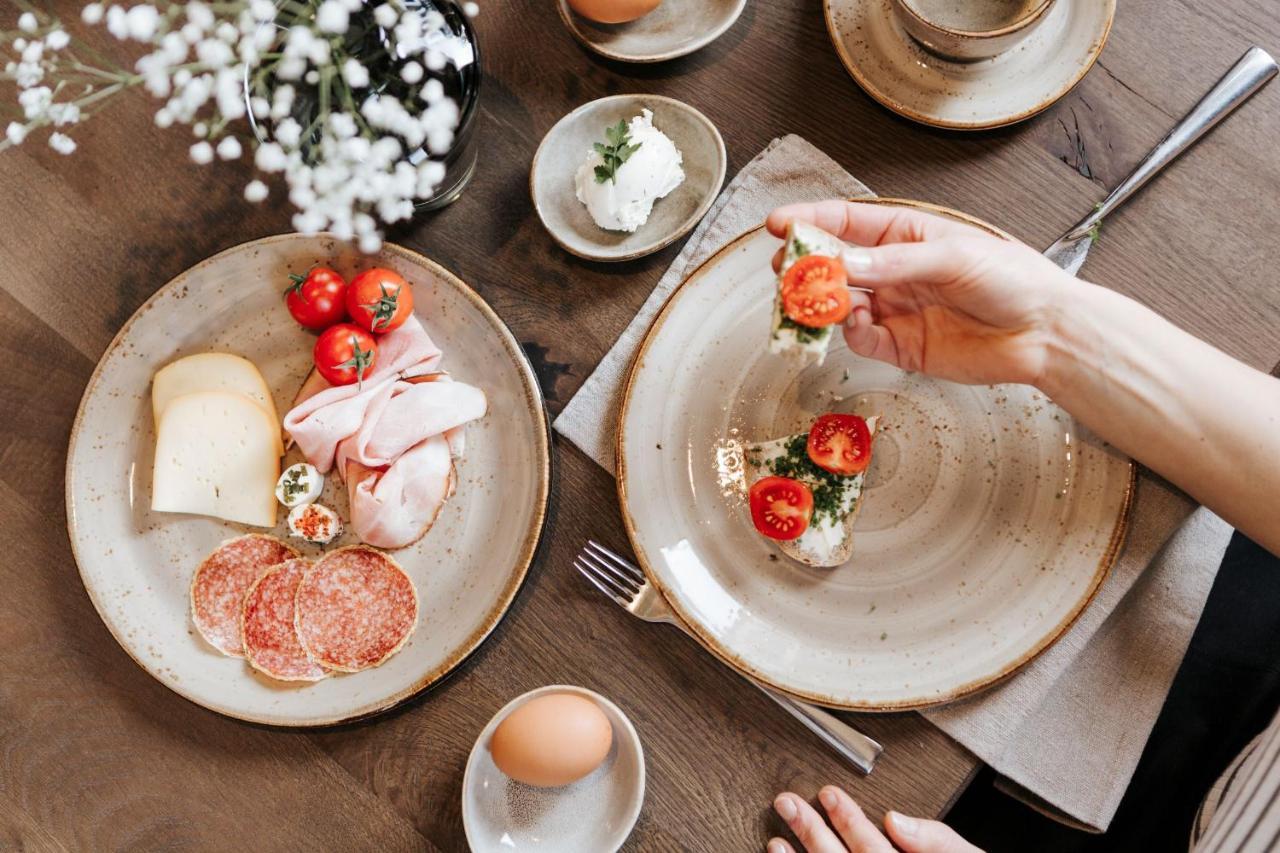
[574, 540, 645, 606]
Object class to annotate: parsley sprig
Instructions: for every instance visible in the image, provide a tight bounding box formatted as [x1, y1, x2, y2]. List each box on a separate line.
[593, 120, 642, 184]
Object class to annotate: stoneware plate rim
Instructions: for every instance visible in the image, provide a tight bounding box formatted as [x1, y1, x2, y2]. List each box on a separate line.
[554, 0, 747, 63]
[65, 233, 552, 727]
[462, 684, 646, 852]
[530, 94, 727, 262]
[823, 0, 1117, 130]
[616, 198, 1135, 711]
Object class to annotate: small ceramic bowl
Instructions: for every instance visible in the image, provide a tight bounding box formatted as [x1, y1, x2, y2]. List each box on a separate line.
[530, 94, 726, 263]
[462, 685, 646, 853]
[891, 0, 1055, 61]
[555, 0, 746, 63]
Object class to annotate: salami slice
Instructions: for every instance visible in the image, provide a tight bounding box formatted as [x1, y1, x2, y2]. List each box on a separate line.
[294, 545, 418, 672]
[242, 558, 327, 682]
[190, 534, 298, 657]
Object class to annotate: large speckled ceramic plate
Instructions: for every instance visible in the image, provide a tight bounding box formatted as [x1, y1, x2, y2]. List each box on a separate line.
[824, 0, 1115, 130]
[66, 235, 550, 726]
[617, 199, 1133, 711]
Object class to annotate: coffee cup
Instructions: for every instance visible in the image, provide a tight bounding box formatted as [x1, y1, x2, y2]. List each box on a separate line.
[892, 0, 1055, 61]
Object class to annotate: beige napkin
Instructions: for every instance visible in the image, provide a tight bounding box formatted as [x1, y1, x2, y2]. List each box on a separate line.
[552, 134, 1233, 832]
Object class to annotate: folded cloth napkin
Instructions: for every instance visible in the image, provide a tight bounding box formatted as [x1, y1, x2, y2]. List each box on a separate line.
[552, 134, 1233, 832]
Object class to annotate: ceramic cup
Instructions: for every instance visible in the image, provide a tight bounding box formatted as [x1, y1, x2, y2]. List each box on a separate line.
[891, 0, 1056, 61]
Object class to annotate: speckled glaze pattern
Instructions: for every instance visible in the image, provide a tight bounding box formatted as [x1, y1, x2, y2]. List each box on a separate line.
[66, 234, 551, 727]
[555, 0, 745, 63]
[530, 94, 726, 263]
[617, 200, 1134, 711]
[825, 0, 1116, 130]
[462, 685, 645, 852]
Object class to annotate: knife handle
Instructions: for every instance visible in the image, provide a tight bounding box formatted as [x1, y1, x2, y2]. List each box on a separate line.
[1064, 46, 1277, 242]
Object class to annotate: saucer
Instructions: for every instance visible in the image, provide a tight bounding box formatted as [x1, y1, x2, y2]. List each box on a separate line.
[462, 685, 646, 853]
[530, 94, 726, 262]
[824, 0, 1116, 130]
[556, 0, 745, 63]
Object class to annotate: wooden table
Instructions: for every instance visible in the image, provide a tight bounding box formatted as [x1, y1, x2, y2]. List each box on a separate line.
[3, 0, 1278, 849]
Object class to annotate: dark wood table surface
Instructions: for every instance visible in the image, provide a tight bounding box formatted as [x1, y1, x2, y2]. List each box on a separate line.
[3, 0, 1279, 849]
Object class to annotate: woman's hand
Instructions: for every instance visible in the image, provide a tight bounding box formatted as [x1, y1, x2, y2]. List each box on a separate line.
[769, 786, 981, 853]
[767, 200, 1075, 387]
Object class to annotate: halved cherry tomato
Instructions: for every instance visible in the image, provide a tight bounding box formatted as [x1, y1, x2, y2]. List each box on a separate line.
[749, 476, 814, 541]
[347, 268, 413, 333]
[807, 413, 872, 476]
[284, 267, 348, 329]
[314, 323, 378, 387]
[781, 255, 851, 328]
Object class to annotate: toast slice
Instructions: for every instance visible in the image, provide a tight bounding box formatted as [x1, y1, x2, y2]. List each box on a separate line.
[744, 416, 878, 567]
[768, 219, 847, 367]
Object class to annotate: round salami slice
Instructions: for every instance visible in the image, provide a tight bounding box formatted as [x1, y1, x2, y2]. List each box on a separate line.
[190, 534, 298, 657]
[242, 558, 327, 682]
[294, 545, 418, 672]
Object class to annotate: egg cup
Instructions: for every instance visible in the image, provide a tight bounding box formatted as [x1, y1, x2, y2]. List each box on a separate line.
[462, 685, 646, 852]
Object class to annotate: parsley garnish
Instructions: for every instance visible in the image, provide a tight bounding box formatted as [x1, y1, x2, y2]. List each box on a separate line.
[593, 120, 642, 184]
[778, 314, 826, 343]
[791, 236, 811, 258]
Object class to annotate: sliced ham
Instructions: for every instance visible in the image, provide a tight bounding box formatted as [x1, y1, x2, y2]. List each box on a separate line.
[283, 315, 486, 549]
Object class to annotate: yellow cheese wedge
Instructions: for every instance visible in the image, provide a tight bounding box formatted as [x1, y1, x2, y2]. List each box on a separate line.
[151, 390, 281, 527]
[152, 353, 282, 453]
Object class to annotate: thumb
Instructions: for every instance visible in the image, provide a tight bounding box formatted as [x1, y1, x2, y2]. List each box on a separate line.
[883, 811, 982, 853]
[840, 237, 981, 289]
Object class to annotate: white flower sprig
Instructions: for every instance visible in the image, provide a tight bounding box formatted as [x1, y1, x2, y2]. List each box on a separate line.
[0, 0, 478, 252]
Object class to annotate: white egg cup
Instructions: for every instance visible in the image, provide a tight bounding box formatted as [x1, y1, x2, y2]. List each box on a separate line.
[462, 685, 646, 852]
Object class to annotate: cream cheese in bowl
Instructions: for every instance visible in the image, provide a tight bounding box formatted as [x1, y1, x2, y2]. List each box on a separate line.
[573, 109, 685, 233]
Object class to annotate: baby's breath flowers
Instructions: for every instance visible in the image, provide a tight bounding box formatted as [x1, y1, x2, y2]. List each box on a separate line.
[0, 0, 476, 252]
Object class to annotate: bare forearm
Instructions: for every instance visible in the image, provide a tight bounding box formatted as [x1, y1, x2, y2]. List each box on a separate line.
[1040, 281, 1280, 555]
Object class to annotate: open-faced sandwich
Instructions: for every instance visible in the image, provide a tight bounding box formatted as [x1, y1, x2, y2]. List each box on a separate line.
[744, 413, 878, 567]
[769, 220, 852, 367]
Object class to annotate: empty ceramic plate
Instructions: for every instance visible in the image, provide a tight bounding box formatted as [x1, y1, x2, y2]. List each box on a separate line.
[463, 685, 646, 853]
[556, 0, 746, 63]
[530, 94, 726, 262]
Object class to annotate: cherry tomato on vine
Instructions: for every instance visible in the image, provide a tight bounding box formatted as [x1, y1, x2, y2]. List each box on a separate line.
[314, 323, 378, 386]
[346, 268, 413, 333]
[284, 266, 348, 329]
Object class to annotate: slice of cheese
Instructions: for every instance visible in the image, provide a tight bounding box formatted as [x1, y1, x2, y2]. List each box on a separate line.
[151, 391, 280, 527]
[769, 219, 846, 366]
[153, 353, 282, 453]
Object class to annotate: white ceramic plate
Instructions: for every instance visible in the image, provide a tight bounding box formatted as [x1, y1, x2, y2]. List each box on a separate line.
[617, 200, 1133, 710]
[463, 685, 645, 852]
[66, 235, 550, 726]
[824, 0, 1116, 130]
[555, 0, 746, 63]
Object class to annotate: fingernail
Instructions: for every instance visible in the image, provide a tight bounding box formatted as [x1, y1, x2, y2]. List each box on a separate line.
[819, 788, 839, 810]
[842, 247, 873, 273]
[775, 795, 797, 821]
[768, 841, 787, 853]
[889, 811, 919, 838]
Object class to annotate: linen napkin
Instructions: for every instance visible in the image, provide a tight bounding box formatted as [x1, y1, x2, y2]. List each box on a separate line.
[552, 134, 1233, 832]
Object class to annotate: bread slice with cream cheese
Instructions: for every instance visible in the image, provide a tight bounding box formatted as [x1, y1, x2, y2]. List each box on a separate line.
[768, 219, 847, 367]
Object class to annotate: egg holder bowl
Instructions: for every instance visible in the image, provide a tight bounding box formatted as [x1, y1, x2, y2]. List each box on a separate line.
[462, 685, 646, 852]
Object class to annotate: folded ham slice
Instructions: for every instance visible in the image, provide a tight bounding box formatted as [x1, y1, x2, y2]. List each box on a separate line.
[283, 315, 487, 549]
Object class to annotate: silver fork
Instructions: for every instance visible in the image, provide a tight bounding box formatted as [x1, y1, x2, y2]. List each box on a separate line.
[575, 540, 884, 774]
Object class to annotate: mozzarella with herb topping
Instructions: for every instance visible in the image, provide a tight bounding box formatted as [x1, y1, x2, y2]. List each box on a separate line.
[288, 502, 342, 544]
[276, 463, 323, 508]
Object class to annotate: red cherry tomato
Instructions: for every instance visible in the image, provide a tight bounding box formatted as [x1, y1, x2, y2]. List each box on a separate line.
[781, 255, 851, 328]
[748, 476, 814, 541]
[346, 268, 413, 333]
[284, 267, 348, 329]
[806, 413, 873, 476]
[314, 323, 378, 386]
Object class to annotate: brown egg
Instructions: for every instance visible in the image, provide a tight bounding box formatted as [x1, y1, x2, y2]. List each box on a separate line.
[490, 693, 614, 787]
[566, 0, 661, 25]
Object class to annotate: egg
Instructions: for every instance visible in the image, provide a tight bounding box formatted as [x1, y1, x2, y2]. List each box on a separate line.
[567, 0, 661, 25]
[489, 693, 614, 787]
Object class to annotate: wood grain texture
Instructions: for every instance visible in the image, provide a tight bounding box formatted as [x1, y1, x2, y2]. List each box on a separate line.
[1, 0, 1277, 849]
